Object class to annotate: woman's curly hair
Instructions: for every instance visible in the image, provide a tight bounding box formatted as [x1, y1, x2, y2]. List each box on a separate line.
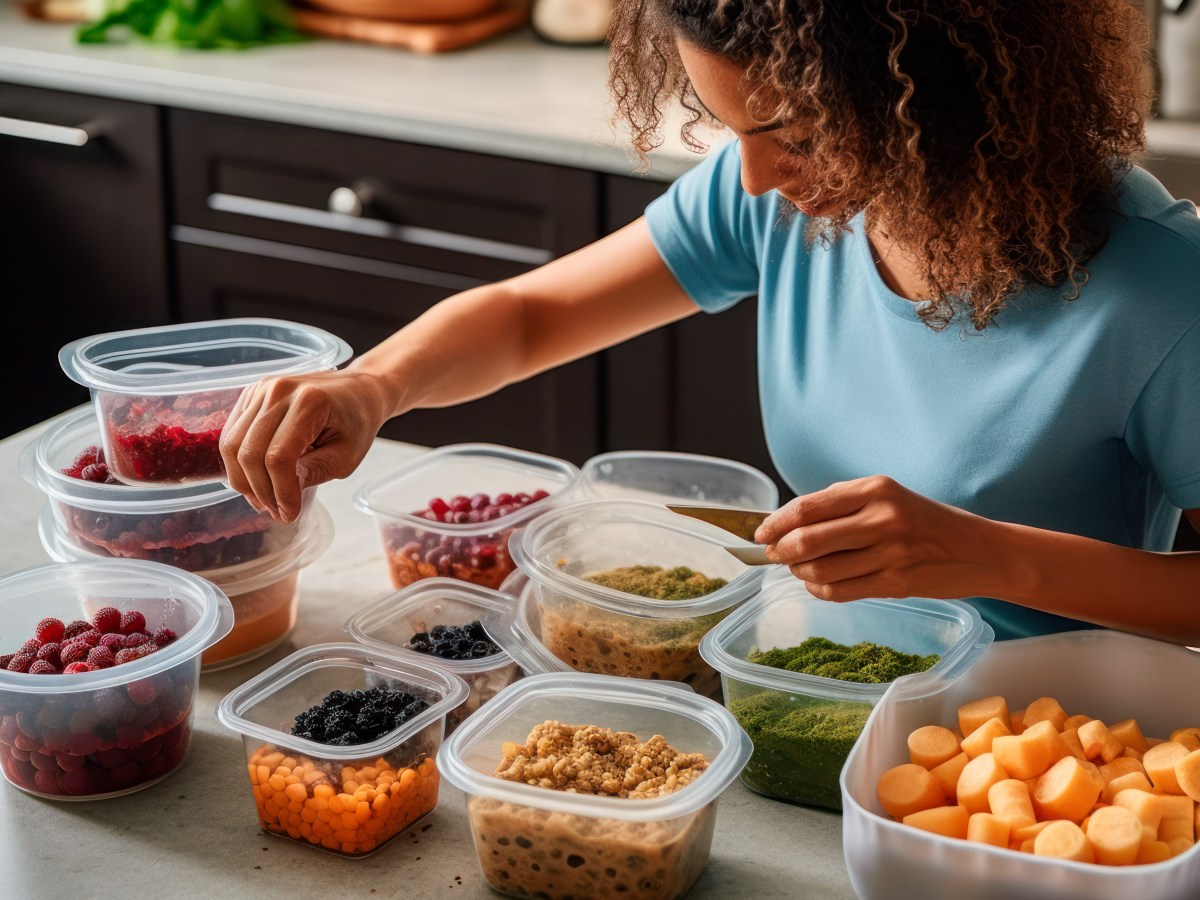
[609, 0, 1152, 330]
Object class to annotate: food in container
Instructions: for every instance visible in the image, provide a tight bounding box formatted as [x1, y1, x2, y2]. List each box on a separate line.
[437, 672, 752, 900]
[841, 630, 1200, 900]
[59, 318, 351, 486]
[344, 578, 523, 733]
[216, 642, 468, 857]
[577, 450, 779, 509]
[509, 500, 764, 698]
[0, 560, 232, 799]
[699, 571, 993, 810]
[353, 444, 579, 590]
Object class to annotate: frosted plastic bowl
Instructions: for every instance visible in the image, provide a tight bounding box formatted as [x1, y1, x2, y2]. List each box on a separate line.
[577, 450, 780, 508]
[354, 443, 579, 591]
[59, 318, 351, 486]
[217, 642, 468, 858]
[700, 571, 992, 810]
[0, 560, 232, 800]
[344, 578, 523, 733]
[437, 672, 752, 899]
[841, 630, 1200, 900]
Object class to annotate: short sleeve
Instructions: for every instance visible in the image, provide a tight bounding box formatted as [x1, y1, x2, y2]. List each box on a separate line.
[1125, 317, 1200, 510]
[643, 141, 761, 312]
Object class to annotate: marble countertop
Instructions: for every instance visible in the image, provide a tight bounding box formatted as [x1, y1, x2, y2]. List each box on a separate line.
[0, 413, 855, 899]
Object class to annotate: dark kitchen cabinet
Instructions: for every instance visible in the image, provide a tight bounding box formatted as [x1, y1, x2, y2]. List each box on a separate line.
[0, 84, 170, 437]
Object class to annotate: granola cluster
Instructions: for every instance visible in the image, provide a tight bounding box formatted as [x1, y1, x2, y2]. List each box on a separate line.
[492, 720, 709, 799]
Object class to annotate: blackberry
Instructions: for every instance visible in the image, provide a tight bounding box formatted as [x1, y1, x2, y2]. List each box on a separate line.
[406, 620, 500, 661]
[288, 685, 430, 746]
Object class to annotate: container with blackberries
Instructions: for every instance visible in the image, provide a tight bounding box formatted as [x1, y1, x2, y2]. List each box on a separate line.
[353, 444, 579, 591]
[344, 578, 525, 734]
[0, 560, 233, 800]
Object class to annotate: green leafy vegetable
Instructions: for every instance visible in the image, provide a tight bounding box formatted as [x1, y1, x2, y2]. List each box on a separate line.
[77, 0, 304, 49]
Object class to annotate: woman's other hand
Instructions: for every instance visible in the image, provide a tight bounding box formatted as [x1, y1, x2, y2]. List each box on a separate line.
[220, 368, 393, 522]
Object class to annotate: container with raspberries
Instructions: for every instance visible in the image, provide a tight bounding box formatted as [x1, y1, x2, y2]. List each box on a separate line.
[0, 560, 233, 800]
[353, 444, 579, 591]
[344, 578, 523, 735]
[217, 642, 468, 857]
[58, 318, 351, 487]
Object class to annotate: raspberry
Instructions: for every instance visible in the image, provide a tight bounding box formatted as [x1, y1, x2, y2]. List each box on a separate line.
[69, 446, 102, 473]
[19, 639, 42, 655]
[118, 611, 146, 636]
[6, 653, 36, 673]
[122, 633, 150, 649]
[28, 661, 59, 675]
[79, 462, 110, 483]
[63, 662, 94, 674]
[62, 620, 92, 640]
[35, 618, 65, 644]
[127, 679, 156, 705]
[92, 607, 123, 634]
[35, 643, 62, 668]
[152, 627, 177, 646]
[74, 630, 101, 647]
[87, 647, 116, 669]
[99, 634, 125, 650]
[59, 642, 91, 666]
[0, 654, 13, 670]
[114, 644, 158, 666]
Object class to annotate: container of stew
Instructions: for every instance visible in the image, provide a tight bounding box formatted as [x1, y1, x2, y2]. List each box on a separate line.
[699, 572, 992, 810]
[59, 318, 351, 486]
[509, 500, 764, 699]
[353, 444, 579, 591]
[216, 642, 468, 857]
[344, 578, 523, 733]
[577, 450, 780, 509]
[437, 672, 752, 900]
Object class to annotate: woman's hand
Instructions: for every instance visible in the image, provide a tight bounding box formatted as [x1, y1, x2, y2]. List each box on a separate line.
[219, 368, 394, 522]
[754, 475, 1004, 602]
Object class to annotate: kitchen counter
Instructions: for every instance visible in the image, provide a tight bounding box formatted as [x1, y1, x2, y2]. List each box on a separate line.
[0, 4, 719, 179]
[0, 414, 855, 900]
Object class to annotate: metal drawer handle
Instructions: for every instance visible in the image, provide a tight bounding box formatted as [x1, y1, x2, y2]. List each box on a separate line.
[207, 192, 553, 267]
[0, 115, 103, 147]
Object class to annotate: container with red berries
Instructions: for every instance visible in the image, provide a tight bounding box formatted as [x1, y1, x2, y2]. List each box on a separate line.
[0, 559, 233, 800]
[344, 578, 523, 735]
[353, 444, 580, 591]
[59, 318, 352, 487]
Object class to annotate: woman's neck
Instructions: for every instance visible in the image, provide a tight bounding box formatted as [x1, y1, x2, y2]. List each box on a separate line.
[866, 225, 929, 302]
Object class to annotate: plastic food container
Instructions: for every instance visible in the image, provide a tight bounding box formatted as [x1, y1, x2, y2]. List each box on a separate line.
[216, 642, 468, 858]
[39, 499, 334, 671]
[577, 450, 780, 509]
[59, 318, 352, 486]
[0, 560, 233, 800]
[699, 572, 993, 810]
[354, 444, 580, 591]
[841, 630, 1200, 900]
[494, 569, 574, 676]
[438, 672, 752, 900]
[344, 578, 523, 733]
[509, 500, 765, 699]
[21, 409, 318, 573]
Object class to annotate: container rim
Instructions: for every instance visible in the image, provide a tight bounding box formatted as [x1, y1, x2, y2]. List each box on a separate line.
[0, 559, 233, 694]
[698, 580, 992, 702]
[20, 408, 244, 512]
[510, 499, 766, 618]
[578, 450, 780, 507]
[436, 672, 752, 822]
[343, 577, 516, 674]
[494, 571, 574, 675]
[215, 642, 469, 760]
[352, 443, 580, 531]
[59, 317, 352, 393]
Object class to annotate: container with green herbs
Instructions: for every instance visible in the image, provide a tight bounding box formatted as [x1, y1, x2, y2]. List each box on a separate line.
[699, 575, 992, 810]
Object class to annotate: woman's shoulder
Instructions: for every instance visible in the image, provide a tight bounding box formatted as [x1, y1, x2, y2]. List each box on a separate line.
[1107, 165, 1200, 260]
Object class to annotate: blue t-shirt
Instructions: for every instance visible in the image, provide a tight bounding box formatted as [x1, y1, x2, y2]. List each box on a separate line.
[645, 140, 1200, 640]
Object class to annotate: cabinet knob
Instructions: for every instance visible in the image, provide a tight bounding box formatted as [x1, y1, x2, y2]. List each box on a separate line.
[328, 184, 373, 217]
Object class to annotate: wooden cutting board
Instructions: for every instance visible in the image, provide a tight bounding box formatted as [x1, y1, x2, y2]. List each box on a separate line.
[293, 1, 529, 53]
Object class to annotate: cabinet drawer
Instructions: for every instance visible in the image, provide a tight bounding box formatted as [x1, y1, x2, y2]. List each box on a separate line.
[173, 239, 600, 462]
[170, 110, 600, 282]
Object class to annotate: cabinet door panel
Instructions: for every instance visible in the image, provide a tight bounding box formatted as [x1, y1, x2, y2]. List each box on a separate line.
[0, 83, 168, 437]
[174, 239, 599, 462]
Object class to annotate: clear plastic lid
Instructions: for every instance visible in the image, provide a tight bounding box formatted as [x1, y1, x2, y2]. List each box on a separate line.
[577, 450, 780, 509]
[59, 318, 352, 394]
[344, 578, 516, 675]
[510, 500, 765, 619]
[699, 572, 994, 702]
[0, 559, 233, 694]
[216, 642, 469, 761]
[353, 443, 580, 534]
[437, 672, 752, 822]
[20, 409, 246, 513]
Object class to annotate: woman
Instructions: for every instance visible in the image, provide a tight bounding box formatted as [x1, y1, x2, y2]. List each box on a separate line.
[219, 0, 1200, 644]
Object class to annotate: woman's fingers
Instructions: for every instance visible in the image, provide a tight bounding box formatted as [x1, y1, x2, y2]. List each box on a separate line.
[787, 547, 886, 588]
[765, 514, 878, 565]
[219, 386, 268, 511]
[755, 476, 900, 543]
[262, 393, 334, 521]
